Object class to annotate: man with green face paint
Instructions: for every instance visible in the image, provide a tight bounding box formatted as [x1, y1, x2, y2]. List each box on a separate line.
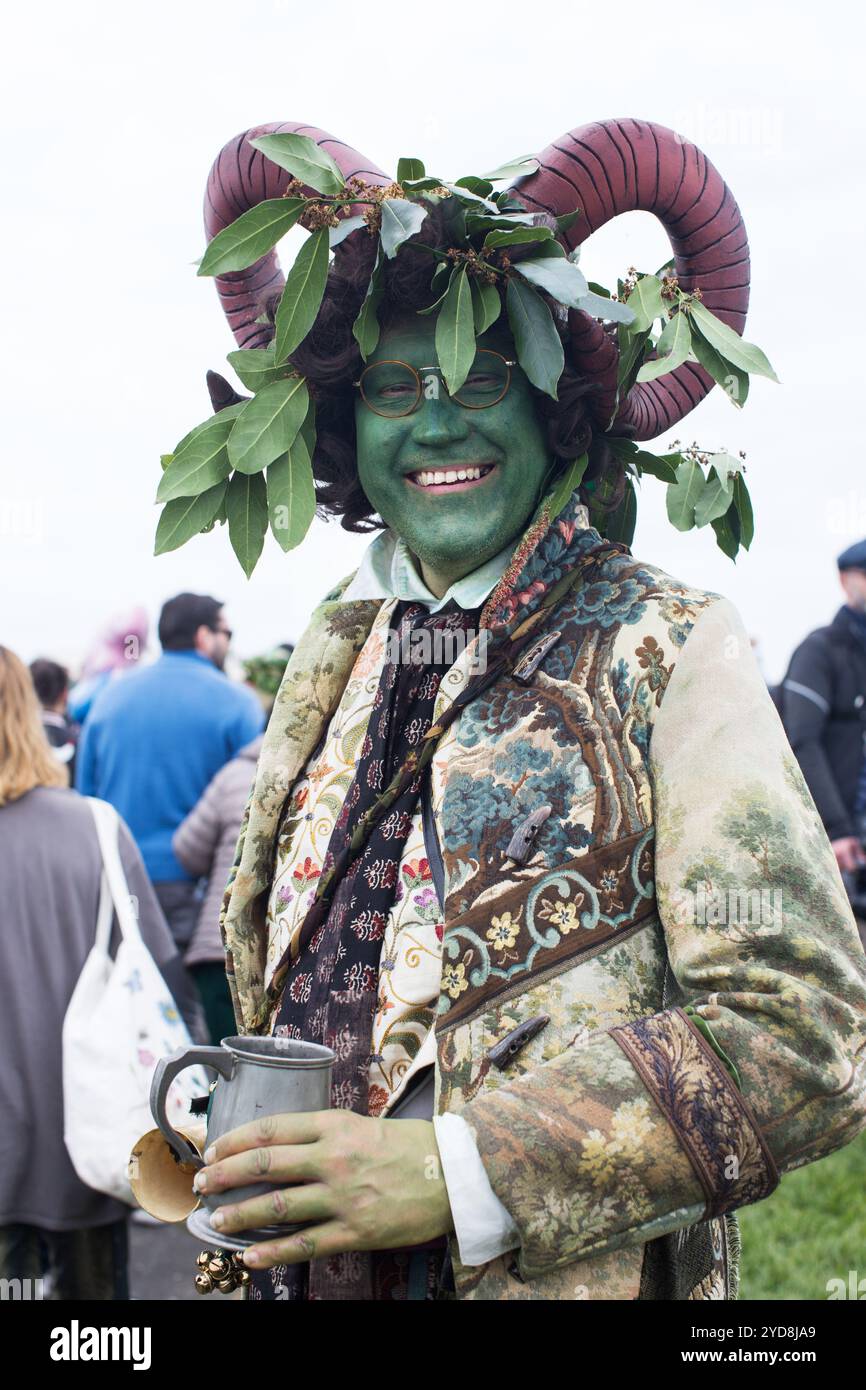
[181, 121, 866, 1304]
[355, 318, 553, 600]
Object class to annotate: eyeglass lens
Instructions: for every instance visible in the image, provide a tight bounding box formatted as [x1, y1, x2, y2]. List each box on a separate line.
[360, 351, 509, 416]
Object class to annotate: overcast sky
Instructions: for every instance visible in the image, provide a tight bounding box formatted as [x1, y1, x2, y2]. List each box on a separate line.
[2, 0, 863, 681]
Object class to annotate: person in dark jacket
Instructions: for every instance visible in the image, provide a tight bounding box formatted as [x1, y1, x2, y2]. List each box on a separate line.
[29, 658, 79, 784]
[782, 540, 866, 903]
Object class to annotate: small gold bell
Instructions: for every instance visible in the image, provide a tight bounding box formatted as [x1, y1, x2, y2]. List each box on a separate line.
[216, 1276, 237, 1294]
[196, 1250, 210, 1270]
[231, 1251, 246, 1268]
[194, 1272, 214, 1295]
[208, 1253, 231, 1280]
[237, 1269, 251, 1288]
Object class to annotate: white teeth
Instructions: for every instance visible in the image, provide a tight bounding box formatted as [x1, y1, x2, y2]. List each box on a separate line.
[412, 465, 488, 487]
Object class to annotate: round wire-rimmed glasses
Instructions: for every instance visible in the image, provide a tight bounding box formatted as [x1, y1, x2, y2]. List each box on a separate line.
[353, 349, 516, 418]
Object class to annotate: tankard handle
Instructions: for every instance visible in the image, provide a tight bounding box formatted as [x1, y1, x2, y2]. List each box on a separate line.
[150, 1045, 235, 1166]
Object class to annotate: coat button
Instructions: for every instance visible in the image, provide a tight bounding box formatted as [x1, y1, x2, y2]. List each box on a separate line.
[505, 805, 552, 865]
[487, 1014, 550, 1070]
[512, 630, 562, 685]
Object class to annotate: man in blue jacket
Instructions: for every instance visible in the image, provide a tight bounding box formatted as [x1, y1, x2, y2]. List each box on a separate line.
[77, 593, 264, 947]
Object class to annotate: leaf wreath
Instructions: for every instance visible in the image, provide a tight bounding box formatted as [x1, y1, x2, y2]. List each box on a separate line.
[157, 135, 776, 575]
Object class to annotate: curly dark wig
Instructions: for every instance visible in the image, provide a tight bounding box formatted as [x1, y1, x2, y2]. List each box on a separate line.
[263, 203, 623, 533]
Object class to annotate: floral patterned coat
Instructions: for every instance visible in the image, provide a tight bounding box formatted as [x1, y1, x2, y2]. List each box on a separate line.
[219, 493, 866, 1301]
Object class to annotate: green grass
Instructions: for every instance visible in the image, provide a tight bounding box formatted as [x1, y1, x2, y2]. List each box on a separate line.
[737, 1128, 866, 1300]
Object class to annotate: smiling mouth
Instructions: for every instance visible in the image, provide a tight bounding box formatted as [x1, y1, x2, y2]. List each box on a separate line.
[405, 463, 497, 491]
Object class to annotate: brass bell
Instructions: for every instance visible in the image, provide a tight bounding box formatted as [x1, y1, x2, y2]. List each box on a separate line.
[231, 1251, 246, 1268]
[237, 1269, 251, 1288]
[194, 1272, 214, 1295]
[216, 1276, 237, 1295]
[196, 1250, 210, 1270]
[207, 1253, 231, 1280]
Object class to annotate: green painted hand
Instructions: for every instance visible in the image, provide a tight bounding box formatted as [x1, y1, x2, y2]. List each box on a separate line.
[193, 1111, 454, 1269]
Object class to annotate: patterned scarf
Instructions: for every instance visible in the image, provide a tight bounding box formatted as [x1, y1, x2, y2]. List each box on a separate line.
[250, 599, 480, 1301]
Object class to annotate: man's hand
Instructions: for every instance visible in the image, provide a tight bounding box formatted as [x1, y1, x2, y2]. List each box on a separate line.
[193, 1111, 454, 1269]
[832, 836, 866, 874]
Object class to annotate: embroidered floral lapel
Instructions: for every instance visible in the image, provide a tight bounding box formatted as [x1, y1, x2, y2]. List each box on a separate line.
[219, 580, 382, 1031]
[219, 490, 603, 1033]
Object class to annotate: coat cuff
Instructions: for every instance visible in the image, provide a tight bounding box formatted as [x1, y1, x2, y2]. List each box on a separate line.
[460, 1008, 778, 1279]
[610, 1008, 779, 1217]
[433, 1113, 519, 1266]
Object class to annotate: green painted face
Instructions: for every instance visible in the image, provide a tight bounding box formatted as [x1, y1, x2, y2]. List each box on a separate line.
[354, 314, 555, 596]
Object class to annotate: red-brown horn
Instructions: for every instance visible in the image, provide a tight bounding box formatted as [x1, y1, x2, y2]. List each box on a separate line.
[509, 118, 750, 440]
[203, 123, 390, 350]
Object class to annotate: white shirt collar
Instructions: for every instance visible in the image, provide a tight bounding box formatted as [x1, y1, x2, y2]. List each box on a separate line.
[340, 529, 516, 613]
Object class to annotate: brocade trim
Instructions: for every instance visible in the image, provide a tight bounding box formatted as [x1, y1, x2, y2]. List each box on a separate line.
[610, 1007, 779, 1218]
[437, 826, 656, 1031]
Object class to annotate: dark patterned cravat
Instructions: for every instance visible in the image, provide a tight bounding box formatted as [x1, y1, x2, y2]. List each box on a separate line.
[250, 599, 479, 1301]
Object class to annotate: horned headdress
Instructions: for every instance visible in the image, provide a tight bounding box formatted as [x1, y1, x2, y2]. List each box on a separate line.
[156, 118, 775, 574]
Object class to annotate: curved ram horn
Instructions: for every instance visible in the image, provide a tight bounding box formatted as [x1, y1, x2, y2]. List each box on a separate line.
[509, 118, 750, 440]
[203, 123, 390, 350]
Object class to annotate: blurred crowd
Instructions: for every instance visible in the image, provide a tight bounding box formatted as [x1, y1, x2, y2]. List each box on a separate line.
[0, 593, 292, 1298]
[29, 596, 295, 1028]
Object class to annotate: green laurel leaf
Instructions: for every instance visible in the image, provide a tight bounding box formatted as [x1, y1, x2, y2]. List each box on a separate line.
[666, 458, 706, 532]
[689, 324, 750, 407]
[733, 472, 754, 549]
[624, 275, 665, 332]
[154, 481, 228, 555]
[156, 413, 237, 502]
[380, 198, 428, 259]
[505, 277, 563, 398]
[548, 453, 589, 520]
[513, 255, 589, 308]
[397, 157, 426, 182]
[273, 227, 330, 363]
[266, 431, 317, 553]
[225, 471, 269, 578]
[471, 279, 501, 335]
[636, 309, 691, 383]
[248, 133, 345, 197]
[226, 347, 286, 392]
[435, 265, 476, 396]
[688, 301, 779, 382]
[227, 376, 309, 475]
[694, 464, 735, 528]
[352, 247, 385, 360]
[198, 199, 305, 277]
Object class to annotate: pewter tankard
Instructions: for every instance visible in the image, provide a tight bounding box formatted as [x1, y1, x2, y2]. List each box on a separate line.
[150, 1036, 334, 1224]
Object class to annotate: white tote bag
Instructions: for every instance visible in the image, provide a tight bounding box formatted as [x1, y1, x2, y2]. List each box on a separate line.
[62, 797, 209, 1204]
